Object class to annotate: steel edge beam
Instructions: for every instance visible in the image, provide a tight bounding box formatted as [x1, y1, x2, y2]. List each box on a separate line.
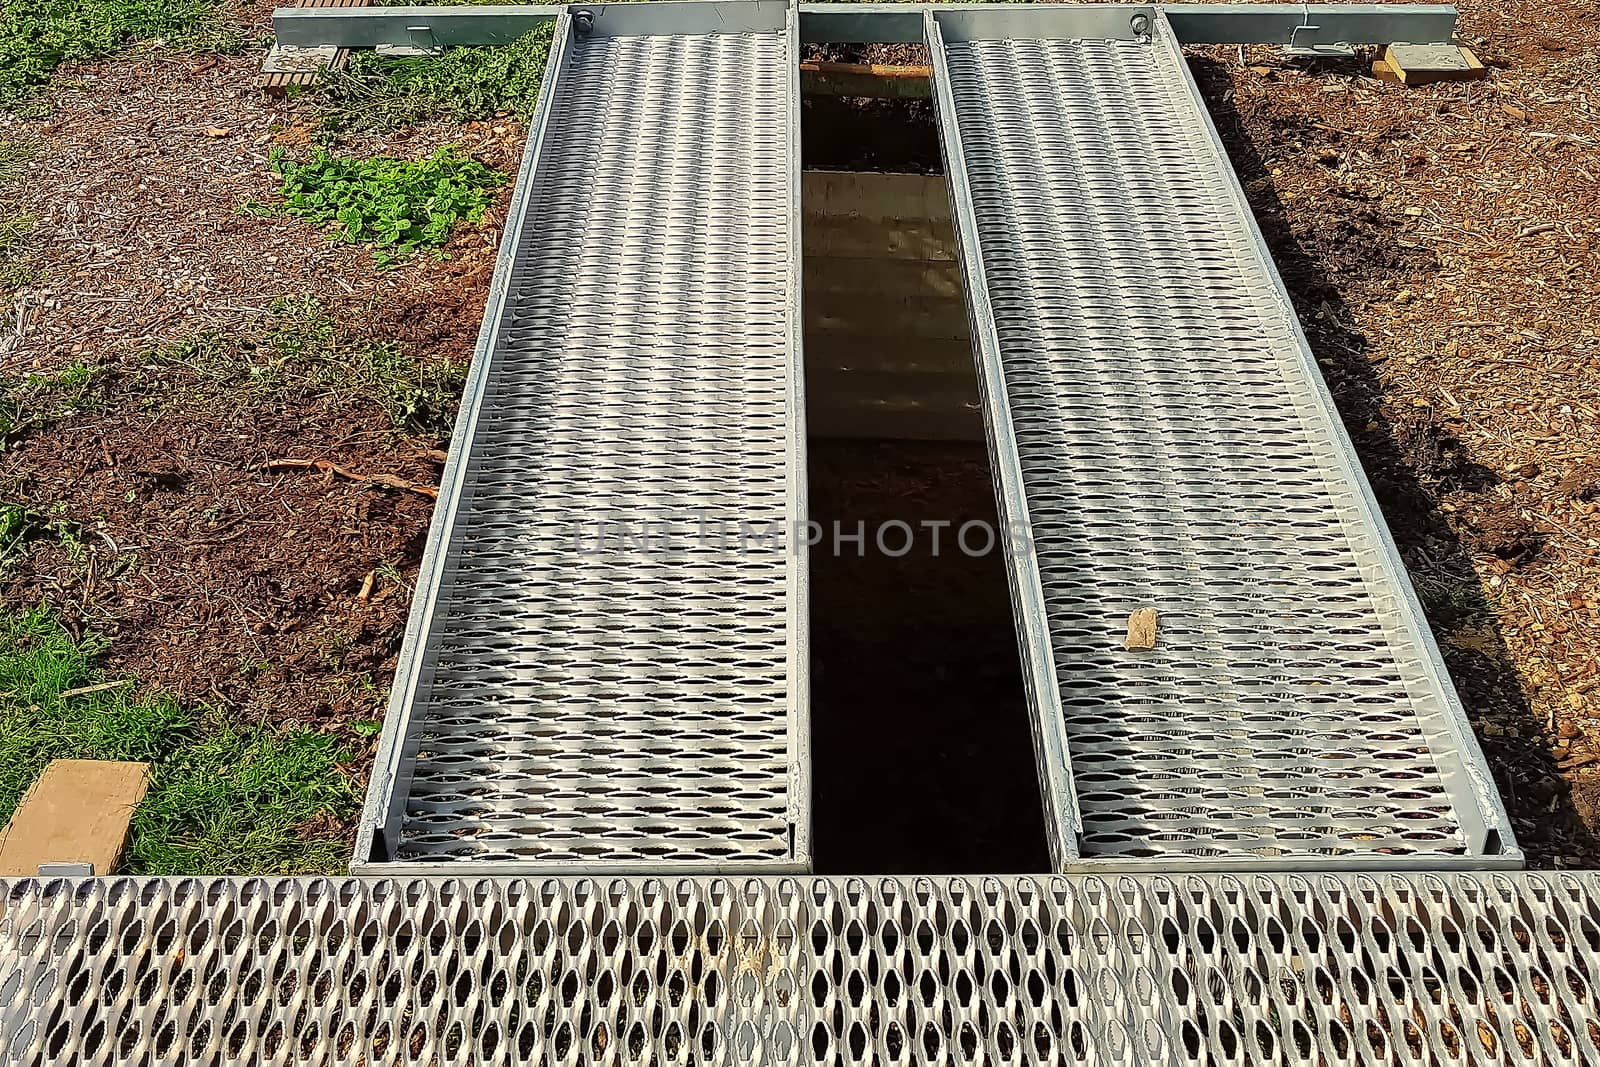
[783, 0, 814, 871]
[1161, 2, 1458, 45]
[272, 3, 1459, 49]
[1148, 9, 1518, 863]
[349, 13, 577, 873]
[924, 10, 1081, 871]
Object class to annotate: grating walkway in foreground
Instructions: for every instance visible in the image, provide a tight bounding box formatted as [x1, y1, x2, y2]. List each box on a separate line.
[3, 871, 1596, 1065]
[357, 11, 807, 871]
[929, 15, 1515, 867]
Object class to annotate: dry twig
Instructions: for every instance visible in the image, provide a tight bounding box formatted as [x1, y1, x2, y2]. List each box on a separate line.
[259, 457, 438, 499]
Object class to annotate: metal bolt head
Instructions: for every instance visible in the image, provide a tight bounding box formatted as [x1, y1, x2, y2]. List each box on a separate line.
[1130, 13, 1151, 36]
[574, 10, 595, 35]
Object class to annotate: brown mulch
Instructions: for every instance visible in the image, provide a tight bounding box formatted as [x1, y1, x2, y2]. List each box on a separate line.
[0, 48, 524, 732]
[4, 404, 437, 724]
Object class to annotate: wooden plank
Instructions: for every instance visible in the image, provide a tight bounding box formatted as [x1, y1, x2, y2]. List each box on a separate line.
[1379, 43, 1486, 87]
[800, 61, 931, 99]
[0, 760, 150, 876]
[259, 0, 370, 94]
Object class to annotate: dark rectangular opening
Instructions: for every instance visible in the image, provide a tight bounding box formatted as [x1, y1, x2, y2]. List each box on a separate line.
[801, 47, 1051, 873]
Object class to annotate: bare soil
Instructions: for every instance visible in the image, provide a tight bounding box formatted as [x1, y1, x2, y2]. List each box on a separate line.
[0, 50, 521, 742]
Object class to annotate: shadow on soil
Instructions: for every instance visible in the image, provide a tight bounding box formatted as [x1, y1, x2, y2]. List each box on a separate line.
[807, 441, 1053, 874]
[1191, 55, 1599, 867]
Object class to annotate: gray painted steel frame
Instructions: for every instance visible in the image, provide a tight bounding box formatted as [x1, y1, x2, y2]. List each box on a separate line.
[272, 1, 1461, 48]
[925, 8, 1515, 871]
[355, 3, 810, 875]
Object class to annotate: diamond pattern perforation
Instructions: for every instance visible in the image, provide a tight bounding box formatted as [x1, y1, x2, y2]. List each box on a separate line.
[942, 35, 1496, 859]
[4, 873, 1597, 1064]
[393, 30, 799, 864]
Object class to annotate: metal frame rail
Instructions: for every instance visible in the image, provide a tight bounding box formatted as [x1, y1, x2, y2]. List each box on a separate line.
[272, 2, 1465, 50]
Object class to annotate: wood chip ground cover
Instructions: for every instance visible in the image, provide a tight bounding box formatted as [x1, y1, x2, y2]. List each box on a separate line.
[0, 0, 1597, 871]
[0, 6, 523, 870]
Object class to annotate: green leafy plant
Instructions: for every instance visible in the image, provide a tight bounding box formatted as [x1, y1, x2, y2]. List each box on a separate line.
[256, 147, 505, 263]
[0, 0, 230, 109]
[323, 24, 555, 129]
[0, 502, 29, 566]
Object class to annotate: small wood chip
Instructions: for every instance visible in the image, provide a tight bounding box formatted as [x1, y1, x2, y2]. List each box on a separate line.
[1125, 608, 1159, 651]
[357, 570, 376, 600]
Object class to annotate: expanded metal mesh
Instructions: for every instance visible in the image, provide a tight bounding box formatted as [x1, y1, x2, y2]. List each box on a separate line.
[937, 30, 1510, 862]
[3, 872, 1597, 1064]
[379, 28, 803, 866]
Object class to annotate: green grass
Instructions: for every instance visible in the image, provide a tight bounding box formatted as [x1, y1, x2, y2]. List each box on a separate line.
[0, 0, 233, 109]
[0, 607, 359, 874]
[252, 146, 505, 265]
[321, 24, 555, 130]
[0, 138, 37, 289]
[0, 361, 101, 449]
[150, 296, 466, 433]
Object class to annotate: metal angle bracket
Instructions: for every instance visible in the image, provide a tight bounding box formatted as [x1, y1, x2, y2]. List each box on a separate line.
[1283, 41, 1361, 57]
[1284, 31, 1359, 56]
[1284, 14, 1358, 56]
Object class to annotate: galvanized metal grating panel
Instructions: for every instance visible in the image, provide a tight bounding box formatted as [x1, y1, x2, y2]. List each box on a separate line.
[5, 872, 1600, 1064]
[375, 25, 804, 867]
[934, 25, 1511, 863]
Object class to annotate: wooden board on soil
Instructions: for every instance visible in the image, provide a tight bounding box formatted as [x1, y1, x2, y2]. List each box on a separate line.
[0, 760, 151, 876]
